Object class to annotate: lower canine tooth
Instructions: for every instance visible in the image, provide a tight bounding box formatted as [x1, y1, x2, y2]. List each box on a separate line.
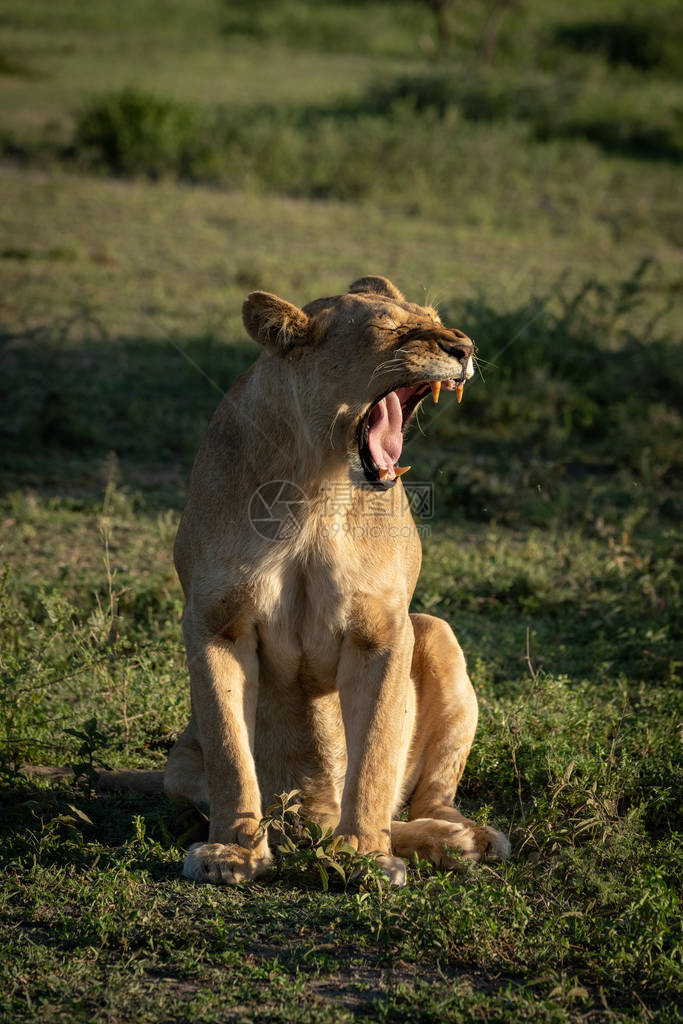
[379, 468, 391, 481]
[456, 383, 464, 403]
[430, 381, 441, 403]
[394, 465, 411, 478]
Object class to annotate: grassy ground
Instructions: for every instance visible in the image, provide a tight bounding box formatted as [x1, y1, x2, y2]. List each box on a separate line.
[1, 2, 681, 1021]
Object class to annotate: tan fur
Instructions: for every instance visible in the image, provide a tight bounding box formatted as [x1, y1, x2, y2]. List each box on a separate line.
[168, 275, 510, 885]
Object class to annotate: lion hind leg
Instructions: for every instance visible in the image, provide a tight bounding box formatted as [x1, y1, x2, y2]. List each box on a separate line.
[405, 613, 510, 863]
[164, 722, 209, 812]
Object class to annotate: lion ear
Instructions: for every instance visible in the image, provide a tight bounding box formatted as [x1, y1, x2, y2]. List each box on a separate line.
[242, 291, 311, 356]
[348, 276, 405, 302]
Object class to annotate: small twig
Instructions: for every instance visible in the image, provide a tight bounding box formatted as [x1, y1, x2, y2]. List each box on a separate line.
[510, 741, 525, 821]
[525, 626, 538, 683]
[631, 990, 652, 1020]
[599, 988, 616, 1020]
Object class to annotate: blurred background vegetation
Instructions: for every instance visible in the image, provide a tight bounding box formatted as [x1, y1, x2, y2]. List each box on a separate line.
[0, 3, 681, 1022]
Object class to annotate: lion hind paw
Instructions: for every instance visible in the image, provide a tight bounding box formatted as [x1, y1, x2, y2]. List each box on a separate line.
[483, 826, 511, 861]
[392, 818, 511, 868]
[447, 822, 511, 864]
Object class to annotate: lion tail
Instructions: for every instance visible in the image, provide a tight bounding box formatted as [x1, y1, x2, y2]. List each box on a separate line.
[20, 764, 165, 795]
[97, 769, 165, 794]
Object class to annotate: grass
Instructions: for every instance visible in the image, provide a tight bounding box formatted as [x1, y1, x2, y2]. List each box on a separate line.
[2, 259, 681, 1022]
[0, 0, 682, 1021]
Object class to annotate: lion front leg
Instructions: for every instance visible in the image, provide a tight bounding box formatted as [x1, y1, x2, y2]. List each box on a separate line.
[179, 611, 271, 885]
[335, 599, 416, 886]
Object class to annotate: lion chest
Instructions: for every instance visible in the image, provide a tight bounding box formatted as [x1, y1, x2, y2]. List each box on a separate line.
[255, 560, 350, 694]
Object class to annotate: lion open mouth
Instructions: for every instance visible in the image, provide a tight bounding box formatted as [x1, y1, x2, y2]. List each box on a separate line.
[359, 379, 465, 485]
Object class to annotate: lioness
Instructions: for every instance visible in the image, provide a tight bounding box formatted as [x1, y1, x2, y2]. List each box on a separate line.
[166, 275, 510, 885]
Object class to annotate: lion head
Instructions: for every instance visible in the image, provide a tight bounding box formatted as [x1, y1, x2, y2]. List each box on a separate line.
[242, 275, 474, 489]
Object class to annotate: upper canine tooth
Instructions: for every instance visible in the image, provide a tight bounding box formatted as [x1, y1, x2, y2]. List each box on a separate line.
[430, 381, 441, 403]
[456, 383, 464, 403]
[379, 468, 391, 481]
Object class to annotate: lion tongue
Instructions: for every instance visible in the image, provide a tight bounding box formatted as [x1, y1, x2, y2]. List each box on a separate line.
[367, 391, 403, 470]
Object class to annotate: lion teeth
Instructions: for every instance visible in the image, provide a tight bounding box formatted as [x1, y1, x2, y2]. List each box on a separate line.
[443, 379, 456, 390]
[379, 465, 410, 481]
[430, 381, 441, 404]
[456, 383, 464, 403]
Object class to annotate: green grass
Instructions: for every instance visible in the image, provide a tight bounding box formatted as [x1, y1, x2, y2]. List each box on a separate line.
[2, 262, 681, 1022]
[0, 0, 682, 1021]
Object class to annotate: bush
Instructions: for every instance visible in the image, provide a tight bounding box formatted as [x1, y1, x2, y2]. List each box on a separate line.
[362, 69, 683, 159]
[75, 89, 210, 178]
[73, 72, 683, 200]
[554, 7, 683, 78]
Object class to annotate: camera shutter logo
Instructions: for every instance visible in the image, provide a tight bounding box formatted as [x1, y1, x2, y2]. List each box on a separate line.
[248, 480, 309, 541]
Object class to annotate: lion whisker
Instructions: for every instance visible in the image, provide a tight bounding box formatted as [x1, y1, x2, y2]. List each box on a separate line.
[326, 405, 346, 449]
[472, 354, 487, 383]
[370, 358, 406, 382]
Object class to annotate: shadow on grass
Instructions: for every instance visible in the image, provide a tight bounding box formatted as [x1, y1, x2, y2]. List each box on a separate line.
[1, 265, 681, 522]
[0, 322, 255, 504]
[0, 778, 194, 877]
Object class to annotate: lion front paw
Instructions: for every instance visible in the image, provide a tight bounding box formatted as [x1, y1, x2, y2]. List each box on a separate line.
[182, 842, 272, 885]
[348, 852, 408, 888]
[374, 854, 408, 886]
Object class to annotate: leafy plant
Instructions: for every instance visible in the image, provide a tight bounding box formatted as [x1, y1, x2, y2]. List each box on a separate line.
[258, 790, 378, 892]
[64, 717, 112, 798]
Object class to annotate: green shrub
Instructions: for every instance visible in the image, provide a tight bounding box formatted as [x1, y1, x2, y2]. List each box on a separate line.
[554, 7, 683, 78]
[73, 70, 682, 199]
[75, 89, 210, 178]
[363, 69, 683, 159]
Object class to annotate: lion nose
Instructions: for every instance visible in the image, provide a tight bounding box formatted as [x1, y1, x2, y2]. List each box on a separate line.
[437, 330, 474, 363]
